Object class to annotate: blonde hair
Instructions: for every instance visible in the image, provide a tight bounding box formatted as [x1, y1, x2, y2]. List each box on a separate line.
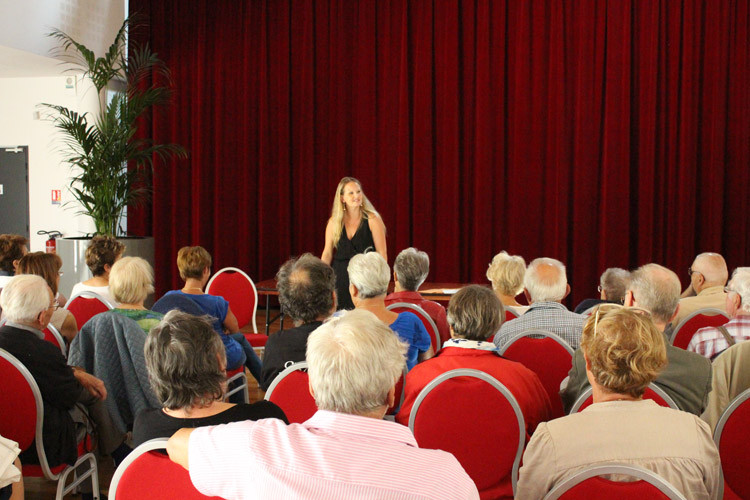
[486, 251, 526, 296]
[109, 256, 154, 304]
[177, 246, 212, 281]
[329, 177, 381, 248]
[581, 308, 667, 398]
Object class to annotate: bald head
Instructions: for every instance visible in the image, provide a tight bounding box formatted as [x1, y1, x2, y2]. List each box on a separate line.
[524, 258, 568, 303]
[628, 264, 681, 325]
[691, 253, 728, 291]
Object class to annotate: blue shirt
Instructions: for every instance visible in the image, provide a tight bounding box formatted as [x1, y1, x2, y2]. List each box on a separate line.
[390, 312, 432, 371]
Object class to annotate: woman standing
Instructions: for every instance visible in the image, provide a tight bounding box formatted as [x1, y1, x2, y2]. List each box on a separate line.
[321, 177, 387, 310]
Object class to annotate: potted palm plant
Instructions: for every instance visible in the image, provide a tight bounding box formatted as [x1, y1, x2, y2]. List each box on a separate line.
[45, 18, 186, 297]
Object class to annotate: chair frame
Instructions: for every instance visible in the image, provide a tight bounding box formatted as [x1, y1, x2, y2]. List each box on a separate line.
[264, 361, 309, 401]
[225, 369, 249, 404]
[497, 329, 575, 357]
[45, 323, 67, 357]
[386, 302, 441, 353]
[66, 290, 116, 310]
[408, 368, 526, 496]
[109, 438, 169, 499]
[669, 308, 730, 347]
[713, 387, 750, 500]
[206, 267, 259, 334]
[505, 308, 520, 321]
[543, 463, 688, 500]
[568, 383, 679, 414]
[0, 349, 99, 500]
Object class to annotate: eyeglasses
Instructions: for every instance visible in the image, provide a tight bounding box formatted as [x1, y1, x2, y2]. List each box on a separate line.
[592, 303, 652, 337]
[58, 271, 64, 276]
[688, 267, 703, 277]
[724, 286, 736, 294]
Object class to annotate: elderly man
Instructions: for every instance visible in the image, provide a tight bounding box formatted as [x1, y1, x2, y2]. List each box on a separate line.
[259, 254, 336, 391]
[573, 267, 631, 314]
[702, 340, 750, 431]
[561, 264, 712, 415]
[168, 310, 479, 499]
[493, 257, 585, 350]
[688, 267, 750, 359]
[674, 252, 729, 326]
[0, 276, 126, 473]
[385, 247, 450, 344]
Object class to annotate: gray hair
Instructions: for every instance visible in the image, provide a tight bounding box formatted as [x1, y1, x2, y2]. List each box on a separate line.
[144, 310, 226, 410]
[486, 251, 526, 296]
[728, 267, 750, 314]
[306, 309, 407, 415]
[628, 264, 681, 324]
[348, 252, 390, 299]
[276, 253, 336, 324]
[109, 256, 154, 304]
[393, 248, 430, 291]
[524, 258, 568, 302]
[600, 268, 631, 304]
[0, 275, 50, 323]
[447, 285, 504, 341]
[692, 252, 729, 286]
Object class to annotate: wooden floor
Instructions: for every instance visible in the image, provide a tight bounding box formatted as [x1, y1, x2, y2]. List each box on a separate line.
[24, 307, 282, 499]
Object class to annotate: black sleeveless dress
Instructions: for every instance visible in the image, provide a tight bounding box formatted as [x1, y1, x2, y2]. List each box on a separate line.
[332, 218, 375, 310]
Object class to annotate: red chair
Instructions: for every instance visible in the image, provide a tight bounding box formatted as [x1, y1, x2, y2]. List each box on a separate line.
[264, 361, 317, 423]
[498, 330, 574, 419]
[43, 324, 67, 357]
[543, 463, 687, 499]
[386, 367, 408, 416]
[65, 291, 114, 330]
[670, 308, 730, 350]
[713, 388, 750, 500]
[505, 308, 520, 323]
[386, 302, 441, 354]
[206, 267, 268, 351]
[0, 349, 99, 500]
[408, 369, 525, 499]
[224, 367, 248, 404]
[109, 438, 224, 499]
[569, 383, 679, 414]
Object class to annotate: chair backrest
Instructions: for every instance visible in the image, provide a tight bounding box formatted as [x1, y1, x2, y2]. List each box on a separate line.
[386, 302, 441, 353]
[498, 330, 574, 418]
[714, 388, 750, 500]
[569, 383, 679, 414]
[264, 361, 317, 424]
[110, 438, 224, 499]
[206, 267, 259, 333]
[408, 369, 525, 498]
[43, 324, 67, 357]
[65, 291, 114, 330]
[386, 367, 408, 415]
[505, 308, 520, 322]
[543, 463, 688, 499]
[670, 308, 730, 350]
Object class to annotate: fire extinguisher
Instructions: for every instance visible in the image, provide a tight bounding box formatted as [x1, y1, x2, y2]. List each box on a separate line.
[38, 230, 63, 254]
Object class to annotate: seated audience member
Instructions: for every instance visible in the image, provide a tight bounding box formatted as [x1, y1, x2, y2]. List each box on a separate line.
[0, 276, 127, 473]
[674, 252, 729, 326]
[688, 267, 750, 359]
[397, 286, 551, 496]
[0, 436, 22, 500]
[702, 340, 750, 431]
[70, 235, 125, 306]
[573, 267, 630, 314]
[0, 234, 27, 288]
[349, 252, 432, 370]
[385, 247, 451, 344]
[561, 264, 712, 415]
[260, 254, 336, 391]
[167, 309, 479, 499]
[516, 308, 720, 500]
[68, 257, 163, 433]
[134, 311, 287, 447]
[16, 252, 78, 343]
[486, 250, 529, 314]
[493, 257, 584, 350]
[162, 246, 262, 382]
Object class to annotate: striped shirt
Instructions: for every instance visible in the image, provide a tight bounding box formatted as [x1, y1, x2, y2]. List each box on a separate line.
[493, 301, 585, 350]
[189, 410, 479, 500]
[687, 316, 750, 359]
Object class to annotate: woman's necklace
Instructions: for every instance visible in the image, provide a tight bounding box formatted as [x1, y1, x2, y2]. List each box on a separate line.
[182, 287, 204, 293]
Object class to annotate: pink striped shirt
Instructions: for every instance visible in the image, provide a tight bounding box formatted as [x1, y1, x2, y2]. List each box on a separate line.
[687, 316, 750, 359]
[189, 410, 479, 500]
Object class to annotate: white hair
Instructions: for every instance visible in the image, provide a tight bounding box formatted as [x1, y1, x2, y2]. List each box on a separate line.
[524, 257, 568, 302]
[306, 309, 407, 415]
[393, 247, 430, 291]
[728, 267, 750, 314]
[628, 264, 681, 323]
[347, 252, 390, 298]
[109, 256, 154, 304]
[0, 274, 51, 323]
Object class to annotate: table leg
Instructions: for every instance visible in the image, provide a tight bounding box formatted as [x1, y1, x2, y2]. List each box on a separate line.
[264, 295, 271, 336]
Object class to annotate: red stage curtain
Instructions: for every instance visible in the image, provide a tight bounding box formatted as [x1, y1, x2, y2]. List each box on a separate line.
[129, 0, 750, 306]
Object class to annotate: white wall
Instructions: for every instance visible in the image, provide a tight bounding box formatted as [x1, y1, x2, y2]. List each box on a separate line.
[0, 75, 100, 251]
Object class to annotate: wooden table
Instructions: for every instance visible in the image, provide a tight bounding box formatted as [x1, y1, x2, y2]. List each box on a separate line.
[256, 279, 482, 334]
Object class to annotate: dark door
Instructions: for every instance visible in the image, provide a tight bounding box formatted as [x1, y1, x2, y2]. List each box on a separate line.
[0, 146, 30, 239]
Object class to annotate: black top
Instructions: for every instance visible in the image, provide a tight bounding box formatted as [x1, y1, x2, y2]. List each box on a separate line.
[0, 324, 82, 466]
[573, 298, 618, 314]
[259, 321, 323, 391]
[132, 401, 288, 447]
[332, 218, 375, 310]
